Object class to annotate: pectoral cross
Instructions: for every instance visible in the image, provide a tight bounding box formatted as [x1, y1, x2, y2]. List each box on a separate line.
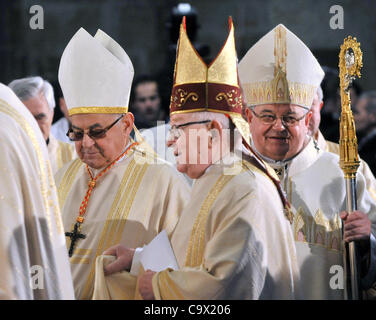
[65, 222, 86, 257]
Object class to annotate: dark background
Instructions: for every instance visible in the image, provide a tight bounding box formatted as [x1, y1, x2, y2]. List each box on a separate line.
[1, 0, 375, 120]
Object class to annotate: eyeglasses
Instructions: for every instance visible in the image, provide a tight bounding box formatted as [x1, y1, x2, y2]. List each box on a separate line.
[251, 108, 308, 127]
[168, 120, 211, 139]
[66, 115, 124, 142]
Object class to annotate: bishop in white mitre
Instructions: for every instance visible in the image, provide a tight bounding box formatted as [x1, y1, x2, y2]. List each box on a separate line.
[55, 28, 190, 299]
[239, 24, 376, 299]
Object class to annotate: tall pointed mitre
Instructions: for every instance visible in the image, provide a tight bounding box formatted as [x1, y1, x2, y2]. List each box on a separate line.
[238, 24, 325, 109]
[58, 28, 134, 116]
[170, 17, 250, 145]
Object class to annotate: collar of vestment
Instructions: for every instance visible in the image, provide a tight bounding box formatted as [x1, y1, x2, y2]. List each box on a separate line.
[205, 150, 243, 174]
[252, 138, 321, 181]
[251, 139, 292, 168]
[287, 138, 322, 177]
[191, 150, 243, 185]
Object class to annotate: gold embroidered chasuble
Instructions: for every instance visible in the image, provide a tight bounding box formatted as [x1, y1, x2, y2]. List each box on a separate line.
[151, 153, 300, 299]
[55, 146, 190, 299]
[0, 88, 74, 299]
[48, 134, 76, 175]
[273, 138, 376, 299]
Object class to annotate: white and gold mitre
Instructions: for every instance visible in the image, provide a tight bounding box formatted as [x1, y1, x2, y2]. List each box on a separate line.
[58, 28, 134, 116]
[238, 24, 325, 109]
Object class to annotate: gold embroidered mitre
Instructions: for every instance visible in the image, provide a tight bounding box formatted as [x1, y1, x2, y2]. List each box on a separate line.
[59, 28, 134, 116]
[169, 18, 299, 220]
[170, 16, 250, 144]
[238, 24, 325, 108]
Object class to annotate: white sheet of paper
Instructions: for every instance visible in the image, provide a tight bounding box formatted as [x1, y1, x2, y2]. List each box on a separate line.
[139, 230, 179, 272]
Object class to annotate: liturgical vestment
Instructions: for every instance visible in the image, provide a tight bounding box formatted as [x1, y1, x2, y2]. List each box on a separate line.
[267, 139, 376, 299]
[47, 134, 76, 175]
[0, 83, 74, 299]
[55, 145, 190, 299]
[93, 152, 300, 299]
[316, 130, 376, 203]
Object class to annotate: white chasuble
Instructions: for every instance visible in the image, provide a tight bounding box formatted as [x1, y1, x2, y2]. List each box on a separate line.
[151, 154, 300, 300]
[0, 84, 74, 300]
[55, 147, 190, 299]
[274, 139, 376, 299]
[316, 131, 376, 204]
[47, 134, 76, 175]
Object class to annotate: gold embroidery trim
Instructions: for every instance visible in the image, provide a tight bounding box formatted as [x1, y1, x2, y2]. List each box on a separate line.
[56, 142, 63, 170]
[69, 106, 128, 116]
[102, 161, 142, 250]
[57, 159, 83, 208]
[0, 99, 53, 239]
[170, 108, 242, 117]
[172, 80, 240, 87]
[242, 81, 316, 107]
[292, 207, 342, 252]
[62, 143, 75, 164]
[172, 89, 199, 108]
[56, 142, 74, 171]
[215, 90, 242, 109]
[294, 208, 307, 242]
[80, 158, 136, 298]
[241, 160, 268, 179]
[158, 270, 185, 300]
[47, 161, 64, 235]
[274, 24, 287, 74]
[185, 174, 235, 268]
[81, 156, 150, 298]
[70, 257, 90, 264]
[113, 164, 149, 245]
[74, 248, 92, 256]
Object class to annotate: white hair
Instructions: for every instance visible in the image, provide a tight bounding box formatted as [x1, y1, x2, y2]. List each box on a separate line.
[8, 76, 56, 110]
[188, 111, 230, 129]
[187, 111, 242, 150]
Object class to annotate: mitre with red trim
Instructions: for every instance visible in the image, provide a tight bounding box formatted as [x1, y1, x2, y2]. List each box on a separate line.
[169, 16, 250, 145]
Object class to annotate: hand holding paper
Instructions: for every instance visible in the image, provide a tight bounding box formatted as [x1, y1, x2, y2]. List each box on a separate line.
[139, 230, 178, 272]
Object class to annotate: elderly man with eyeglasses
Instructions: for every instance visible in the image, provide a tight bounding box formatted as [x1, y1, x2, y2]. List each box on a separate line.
[93, 18, 300, 301]
[239, 24, 376, 300]
[54, 28, 190, 300]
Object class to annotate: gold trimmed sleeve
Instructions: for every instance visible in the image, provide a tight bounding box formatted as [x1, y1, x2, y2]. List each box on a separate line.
[152, 269, 185, 300]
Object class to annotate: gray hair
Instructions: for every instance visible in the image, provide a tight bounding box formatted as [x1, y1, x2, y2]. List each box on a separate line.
[189, 111, 231, 129]
[188, 111, 242, 150]
[8, 76, 56, 110]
